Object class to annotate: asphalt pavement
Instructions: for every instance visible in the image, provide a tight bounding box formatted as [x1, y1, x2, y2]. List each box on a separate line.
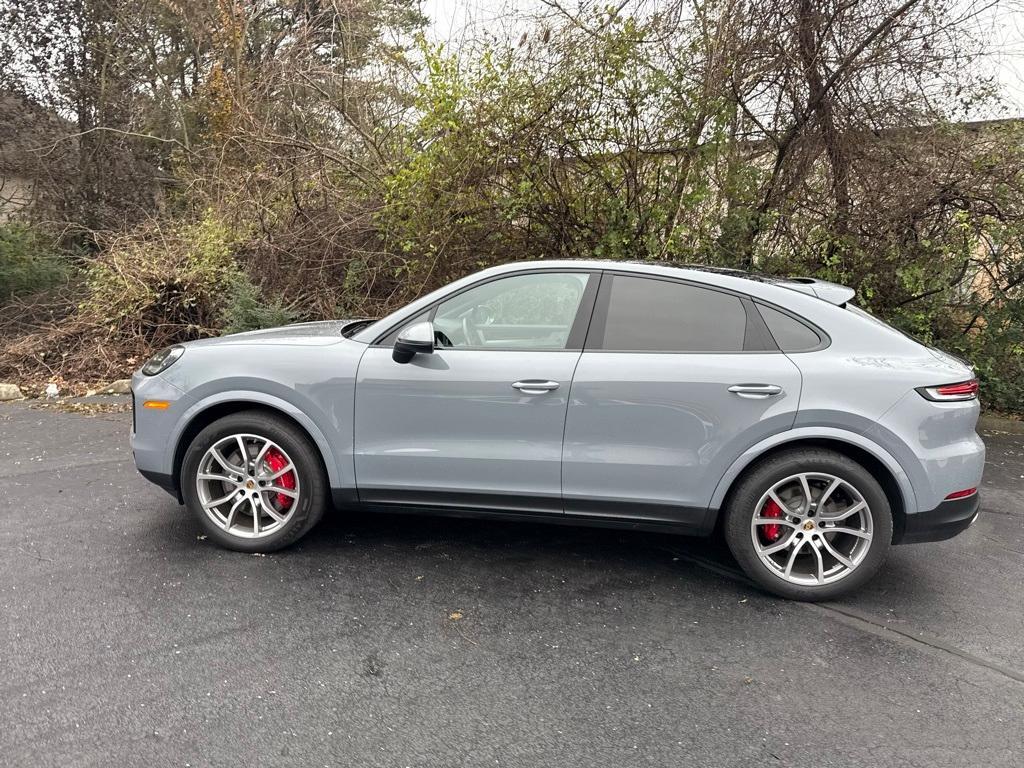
[1, 401, 1022, 767]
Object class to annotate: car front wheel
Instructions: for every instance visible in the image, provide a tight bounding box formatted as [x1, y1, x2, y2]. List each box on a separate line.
[181, 411, 328, 552]
[723, 448, 893, 601]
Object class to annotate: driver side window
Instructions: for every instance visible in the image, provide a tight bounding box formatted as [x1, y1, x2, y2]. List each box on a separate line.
[432, 272, 592, 350]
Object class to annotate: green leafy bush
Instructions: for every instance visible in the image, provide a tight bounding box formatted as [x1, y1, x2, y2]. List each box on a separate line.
[0, 223, 70, 302]
[219, 273, 301, 334]
[941, 300, 1024, 414]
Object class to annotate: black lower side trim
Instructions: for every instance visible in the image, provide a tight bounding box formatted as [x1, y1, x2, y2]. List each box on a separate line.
[564, 497, 713, 533]
[340, 488, 711, 535]
[138, 468, 181, 502]
[356, 488, 563, 515]
[896, 493, 980, 544]
[355, 502, 704, 535]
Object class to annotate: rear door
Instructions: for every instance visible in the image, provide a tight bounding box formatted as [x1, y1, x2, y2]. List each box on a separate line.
[562, 272, 802, 529]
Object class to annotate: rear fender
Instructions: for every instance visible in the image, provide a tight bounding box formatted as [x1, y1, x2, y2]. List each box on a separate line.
[709, 426, 918, 515]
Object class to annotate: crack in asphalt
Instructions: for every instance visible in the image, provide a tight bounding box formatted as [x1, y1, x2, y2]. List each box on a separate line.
[808, 602, 1024, 685]
[669, 547, 1024, 687]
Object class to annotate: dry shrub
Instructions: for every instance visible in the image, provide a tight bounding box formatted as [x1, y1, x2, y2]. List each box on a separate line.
[0, 213, 241, 382]
[82, 214, 240, 345]
[235, 201, 409, 320]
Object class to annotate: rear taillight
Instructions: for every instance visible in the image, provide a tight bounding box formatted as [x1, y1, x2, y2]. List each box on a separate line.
[916, 378, 979, 402]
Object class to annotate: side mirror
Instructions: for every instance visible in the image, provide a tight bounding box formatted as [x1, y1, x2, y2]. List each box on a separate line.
[393, 320, 435, 363]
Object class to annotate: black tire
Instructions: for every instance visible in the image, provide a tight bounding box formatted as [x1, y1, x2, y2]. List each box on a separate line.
[723, 448, 892, 601]
[181, 410, 328, 553]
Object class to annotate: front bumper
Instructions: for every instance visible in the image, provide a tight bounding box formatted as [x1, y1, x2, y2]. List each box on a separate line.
[130, 369, 185, 501]
[896, 492, 981, 544]
[138, 468, 178, 498]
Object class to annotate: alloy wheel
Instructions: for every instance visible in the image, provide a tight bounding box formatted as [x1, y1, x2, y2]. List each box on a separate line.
[195, 433, 300, 539]
[749, 472, 873, 586]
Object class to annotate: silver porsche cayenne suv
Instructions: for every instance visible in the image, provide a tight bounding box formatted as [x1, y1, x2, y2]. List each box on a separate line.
[131, 260, 985, 600]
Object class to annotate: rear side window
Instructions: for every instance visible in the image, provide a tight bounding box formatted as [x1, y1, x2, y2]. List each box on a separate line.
[590, 275, 748, 352]
[757, 304, 822, 352]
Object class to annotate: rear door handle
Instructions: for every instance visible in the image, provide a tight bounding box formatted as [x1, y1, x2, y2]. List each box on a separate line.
[728, 383, 783, 399]
[512, 380, 560, 394]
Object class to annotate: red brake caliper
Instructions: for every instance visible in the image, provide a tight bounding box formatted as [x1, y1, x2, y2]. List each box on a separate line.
[760, 498, 783, 543]
[263, 449, 295, 510]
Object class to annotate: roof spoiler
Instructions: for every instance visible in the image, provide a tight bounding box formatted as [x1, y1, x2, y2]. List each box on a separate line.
[780, 277, 856, 306]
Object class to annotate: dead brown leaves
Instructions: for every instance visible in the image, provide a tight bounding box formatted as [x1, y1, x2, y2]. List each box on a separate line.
[28, 400, 131, 416]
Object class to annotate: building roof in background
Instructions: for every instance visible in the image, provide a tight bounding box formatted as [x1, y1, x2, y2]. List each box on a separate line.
[0, 91, 73, 174]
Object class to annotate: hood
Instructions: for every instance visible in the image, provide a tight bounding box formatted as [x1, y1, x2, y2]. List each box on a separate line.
[185, 320, 368, 348]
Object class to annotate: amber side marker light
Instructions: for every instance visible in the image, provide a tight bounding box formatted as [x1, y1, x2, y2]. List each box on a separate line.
[142, 400, 171, 410]
[945, 487, 977, 500]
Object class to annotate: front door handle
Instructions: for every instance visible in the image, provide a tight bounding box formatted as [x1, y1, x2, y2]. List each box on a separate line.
[512, 380, 560, 394]
[728, 383, 783, 399]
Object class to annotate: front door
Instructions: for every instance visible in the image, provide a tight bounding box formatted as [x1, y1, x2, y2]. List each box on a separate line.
[354, 270, 597, 514]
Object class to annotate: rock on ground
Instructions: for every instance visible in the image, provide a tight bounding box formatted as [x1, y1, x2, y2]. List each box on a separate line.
[0, 383, 23, 401]
[103, 379, 132, 395]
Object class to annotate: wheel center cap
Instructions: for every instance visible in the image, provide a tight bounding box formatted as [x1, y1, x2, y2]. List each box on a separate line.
[803, 520, 815, 531]
[245, 479, 255, 490]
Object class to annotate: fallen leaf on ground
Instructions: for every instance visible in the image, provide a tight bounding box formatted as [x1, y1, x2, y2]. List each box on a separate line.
[29, 401, 131, 415]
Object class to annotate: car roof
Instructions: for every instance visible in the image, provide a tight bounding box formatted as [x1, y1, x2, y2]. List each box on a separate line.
[482, 260, 857, 306]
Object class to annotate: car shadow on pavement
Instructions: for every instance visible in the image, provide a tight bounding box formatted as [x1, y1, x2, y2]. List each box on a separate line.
[296, 505, 780, 607]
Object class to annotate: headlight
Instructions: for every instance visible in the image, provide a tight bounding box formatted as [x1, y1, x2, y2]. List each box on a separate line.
[142, 345, 184, 376]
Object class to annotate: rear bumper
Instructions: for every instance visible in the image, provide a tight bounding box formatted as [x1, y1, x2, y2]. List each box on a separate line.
[896, 492, 980, 544]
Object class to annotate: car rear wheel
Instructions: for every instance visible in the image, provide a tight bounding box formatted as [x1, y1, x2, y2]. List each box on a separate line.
[723, 448, 892, 601]
[181, 411, 328, 552]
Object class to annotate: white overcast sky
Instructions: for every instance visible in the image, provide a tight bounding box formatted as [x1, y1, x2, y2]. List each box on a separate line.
[416, 0, 1024, 119]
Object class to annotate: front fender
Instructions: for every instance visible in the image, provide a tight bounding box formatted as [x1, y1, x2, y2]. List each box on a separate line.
[708, 426, 919, 515]
[165, 388, 347, 491]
